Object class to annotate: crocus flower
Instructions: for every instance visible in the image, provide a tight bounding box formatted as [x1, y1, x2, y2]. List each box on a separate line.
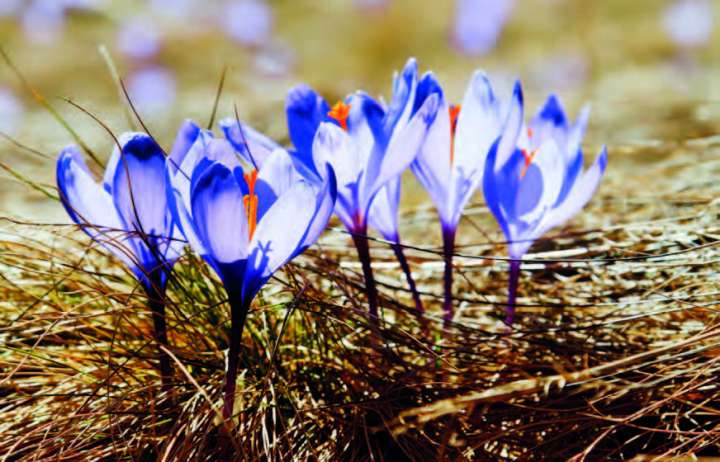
[451, 0, 515, 56]
[282, 58, 440, 318]
[411, 70, 513, 324]
[56, 133, 183, 387]
[483, 88, 608, 325]
[166, 120, 337, 418]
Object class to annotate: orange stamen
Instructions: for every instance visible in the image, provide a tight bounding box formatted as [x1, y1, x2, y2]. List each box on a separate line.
[328, 101, 351, 131]
[519, 148, 538, 179]
[527, 127, 534, 139]
[243, 170, 259, 239]
[449, 104, 461, 165]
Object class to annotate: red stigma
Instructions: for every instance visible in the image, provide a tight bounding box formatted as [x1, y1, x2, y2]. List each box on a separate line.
[328, 101, 351, 131]
[449, 104, 461, 165]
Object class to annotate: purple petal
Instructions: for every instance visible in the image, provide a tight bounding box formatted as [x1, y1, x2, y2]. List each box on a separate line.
[219, 117, 279, 169]
[544, 146, 608, 232]
[453, 71, 503, 183]
[255, 148, 302, 221]
[243, 180, 318, 299]
[286, 84, 330, 174]
[312, 122, 361, 229]
[169, 119, 201, 174]
[57, 145, 139, 273]
[112, 135, 170, 238]
[363, 92, 440, 214]
[495, 80, 524, 169]
[368, 177, 401, 242]
[300, 163, 337, 250]
[383, 58, 417, 136]
[190, 162, 249, 267]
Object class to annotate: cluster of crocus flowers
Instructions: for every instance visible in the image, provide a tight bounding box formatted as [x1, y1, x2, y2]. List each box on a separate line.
[57, 120, 337, 418]
[56, 56, 606, 421]
[282, 58, 440, 319]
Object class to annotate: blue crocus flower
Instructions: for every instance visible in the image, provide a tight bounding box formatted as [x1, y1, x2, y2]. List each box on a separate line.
[279, 58, 440, 319]
[56, 133, 183, 387]
[483, 88, 608, 325]
[411, 70, 514, 324]
[166, 119, 337, 418]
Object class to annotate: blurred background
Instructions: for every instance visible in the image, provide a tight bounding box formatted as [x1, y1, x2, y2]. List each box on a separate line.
[0, 0, 717, 222]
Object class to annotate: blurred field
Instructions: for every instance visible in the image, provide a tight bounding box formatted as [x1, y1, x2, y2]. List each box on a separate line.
[0, 0, 718, 223]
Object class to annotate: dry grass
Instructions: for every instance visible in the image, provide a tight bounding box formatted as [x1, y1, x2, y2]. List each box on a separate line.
[1, 136, 720, 461]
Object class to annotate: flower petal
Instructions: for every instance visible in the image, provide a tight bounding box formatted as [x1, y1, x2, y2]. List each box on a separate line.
[102, 132, 146, 192]
[255, 147, 303, 221]
[347, 92, 386, 155]
[168, 119, 201, 174]
[362, 91, 440, 215]
[543, 146, 607, 232]
[219, 117, 279, 169]
[312, 122, 362, 228]
[495, 80, 524, 169]
[299, 163, 337, 250]
[286, 83, 330, 172]
[244, 180, 318, 299]
[452, 70, 503, 178]
[57, 145, 140, 274]
[112, 134, 170, 239]
[368, 177, 401, 242]
[190, 162, 249, 270]
[383, 57, 417, 136]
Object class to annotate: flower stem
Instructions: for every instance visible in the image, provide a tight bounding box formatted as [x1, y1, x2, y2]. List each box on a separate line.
[391, 241, 424, 314]
[505, 259, 521, 326]
[351, 226, 379, 319]
[223, 290, 250, 421]
[146, 273, 172, 392]
[442, 227, 456, 326]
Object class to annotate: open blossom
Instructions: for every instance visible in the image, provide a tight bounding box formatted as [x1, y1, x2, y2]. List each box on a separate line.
[56, 133, 183, 291]
[411, 70, 515, 322]
[483, 87, 608, 324]
[166, 120, 337, 418]
[279, 58, 440, 317]
[167, 120, 337, 304]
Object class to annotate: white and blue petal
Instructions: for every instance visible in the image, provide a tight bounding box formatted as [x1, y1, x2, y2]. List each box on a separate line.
[368, 178, 401, 242]
[243, 180, 318, 300]
[362, 91, 440, 216]
[286, 84, 330, 173]
[190, 162, 249, 281]
[57, 145, 142, 278]
[220, 117, 280, 169]
[543, 146, 608, 233]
